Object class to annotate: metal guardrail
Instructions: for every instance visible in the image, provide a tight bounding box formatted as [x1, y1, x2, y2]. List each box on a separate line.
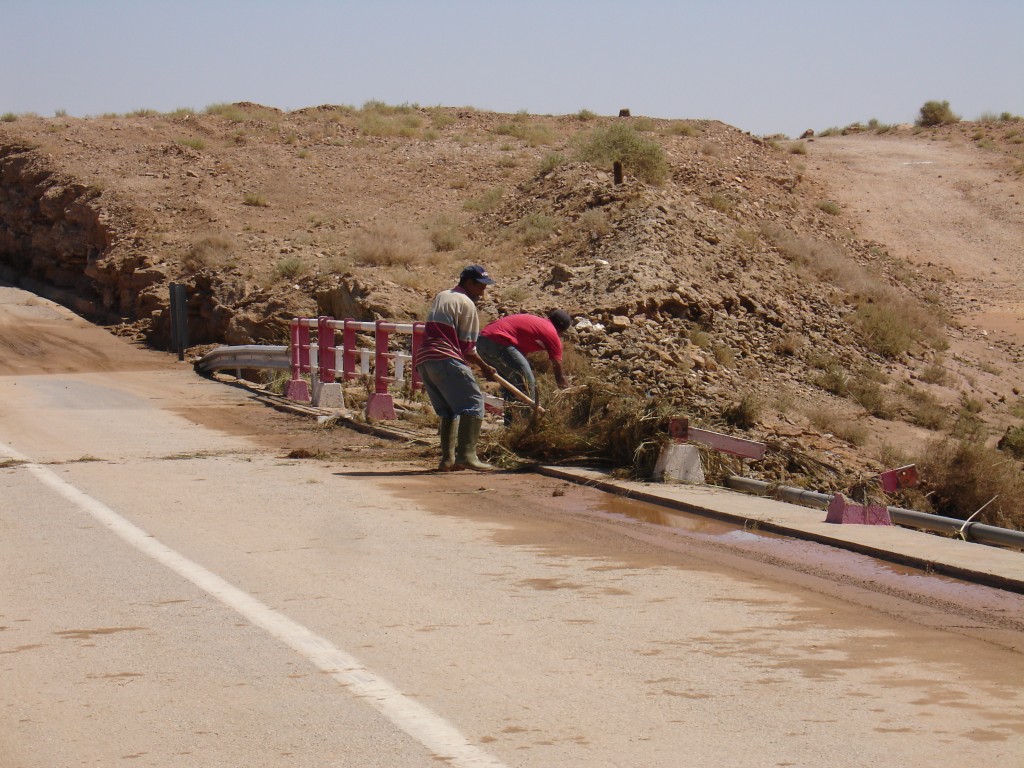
[195, 345, 290, 375]
[725, 476, 1024, 552]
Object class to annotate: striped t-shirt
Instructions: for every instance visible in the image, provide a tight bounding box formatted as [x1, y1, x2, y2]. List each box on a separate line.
[416, 288, 480, 366]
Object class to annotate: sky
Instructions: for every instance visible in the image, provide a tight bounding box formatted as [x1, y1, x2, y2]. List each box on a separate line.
[2, 0, 1022, 138]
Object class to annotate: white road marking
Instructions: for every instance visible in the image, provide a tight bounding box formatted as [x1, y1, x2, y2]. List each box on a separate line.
[1, 442, 507, 768]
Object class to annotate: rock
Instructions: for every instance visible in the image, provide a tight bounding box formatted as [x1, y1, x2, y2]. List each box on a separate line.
[610, 315, 631, 329]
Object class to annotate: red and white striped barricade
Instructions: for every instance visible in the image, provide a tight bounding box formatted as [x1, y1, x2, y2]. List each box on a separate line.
[287, 316, 424, 420]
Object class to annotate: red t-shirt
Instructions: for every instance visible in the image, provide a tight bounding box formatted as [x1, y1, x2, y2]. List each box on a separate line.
[480, 314, 563, 362]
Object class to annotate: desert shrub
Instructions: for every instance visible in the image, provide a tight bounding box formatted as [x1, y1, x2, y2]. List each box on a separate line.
[997, 425, 1024, 459]
[867, 118, 895, 133]
[904, 387, 949, 430]
[919, 361, 949, 385]
[575, 123, 668, 185]
[275, 256, 304, 280]
[537, 152, 567, 176]
[806, 404, 868, 446]
[772, 331, 805, 356]
[788, 142, 808, 155]
[513, 213, 558, 246]
[351, 222, 427, 267]
[721, 393, 761, 429]
[817, 200, 841, 215]
[182, 234, 234, 273]
[665, 122, 700, 138]
[855, 300, 943, 358]
[849, 376, 893, 418]
[492, 379, 672, 477]
[917, 100, 960, 127]
[176, 137, 205, 151]
[814, 364, 849, 396]
[1, 112, 17, 122]
[243, 192, 269, 207]
[576, 109, 598, 121]
[463, 187, 505, 213]
[916, 438, 1024, 529]
[205, 103, 250, 123]
[427, 216, 462, 252]
[579, 208, 611, 238]
[713, 344, 736, 368]
[493, 121, 555, 147]
[706, 193, 734, 215]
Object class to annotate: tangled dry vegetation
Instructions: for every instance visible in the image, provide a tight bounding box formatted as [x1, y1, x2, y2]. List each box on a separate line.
[2, 102, 1023, 529]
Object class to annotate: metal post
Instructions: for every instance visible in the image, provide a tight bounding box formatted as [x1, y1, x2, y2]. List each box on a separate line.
[168, 283, 189, 361]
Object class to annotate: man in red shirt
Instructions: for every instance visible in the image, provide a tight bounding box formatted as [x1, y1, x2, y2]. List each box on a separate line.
[477, 310, 572, 424]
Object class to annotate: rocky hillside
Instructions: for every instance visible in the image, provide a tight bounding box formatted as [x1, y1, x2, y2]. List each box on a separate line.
[2, 103, 1023, 502]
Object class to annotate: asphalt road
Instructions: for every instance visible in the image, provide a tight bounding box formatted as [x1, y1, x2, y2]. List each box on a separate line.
[2, 286, 1023, 767]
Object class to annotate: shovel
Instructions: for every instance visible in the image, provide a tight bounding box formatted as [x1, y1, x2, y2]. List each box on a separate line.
[492, 372, 546, 416]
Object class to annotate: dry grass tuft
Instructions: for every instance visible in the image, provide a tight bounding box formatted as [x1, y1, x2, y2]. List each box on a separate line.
[351, 222, 429, 267]
[491, 379, 672, 477]
[916, 438, 1024, 529]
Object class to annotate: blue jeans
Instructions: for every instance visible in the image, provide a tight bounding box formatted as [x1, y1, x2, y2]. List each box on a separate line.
[476, 336, 536, 423]
[417, 358, 484, 419]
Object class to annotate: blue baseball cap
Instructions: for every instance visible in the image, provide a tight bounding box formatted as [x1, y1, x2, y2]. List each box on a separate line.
[460, 265, 495, 285]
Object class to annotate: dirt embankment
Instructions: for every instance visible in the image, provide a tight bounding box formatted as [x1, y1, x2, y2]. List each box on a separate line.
[1, 106, 1023, 499]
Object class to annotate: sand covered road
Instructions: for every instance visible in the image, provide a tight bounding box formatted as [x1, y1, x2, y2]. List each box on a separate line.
[2, 285, 1023, 767]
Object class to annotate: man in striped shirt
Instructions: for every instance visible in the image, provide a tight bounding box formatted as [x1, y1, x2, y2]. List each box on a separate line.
[416, 265, 498, 471]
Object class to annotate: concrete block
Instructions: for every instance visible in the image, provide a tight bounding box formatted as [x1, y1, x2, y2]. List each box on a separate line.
[315, 382, 345, 409]
[284, 379, 310, 403]
[825, 493, 893, 526]
[654, 443, 705, 484]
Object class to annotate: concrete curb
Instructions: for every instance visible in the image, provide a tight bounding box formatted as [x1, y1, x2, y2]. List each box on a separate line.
[536, 465, 1024, 595]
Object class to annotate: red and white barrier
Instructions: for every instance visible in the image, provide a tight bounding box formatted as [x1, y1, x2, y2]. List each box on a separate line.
[286, 316, 425, 419]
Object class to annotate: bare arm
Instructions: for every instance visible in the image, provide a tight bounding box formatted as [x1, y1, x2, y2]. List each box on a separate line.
[551, 359, 569, 389]
[467, 349, 497, 381]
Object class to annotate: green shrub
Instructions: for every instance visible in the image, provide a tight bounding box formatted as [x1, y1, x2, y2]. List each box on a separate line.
[575, 123, 668, 185]
[1, 112, 17, 122]
[917, 100, 960, 127]
[817, 200, 841, 215]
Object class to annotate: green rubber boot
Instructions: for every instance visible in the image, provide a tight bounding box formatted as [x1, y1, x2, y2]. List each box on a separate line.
[454, 416, 494, 471]
[438, 417, 457, 471]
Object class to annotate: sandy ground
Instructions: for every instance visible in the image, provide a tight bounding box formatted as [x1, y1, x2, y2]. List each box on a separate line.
[806, 134, 1024, 353]
[2, 284, 1024, 766]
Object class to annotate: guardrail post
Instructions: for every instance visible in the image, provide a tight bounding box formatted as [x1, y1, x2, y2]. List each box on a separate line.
[410, 322, 425, 391]
[315, 316, 345, 408]
[342, 319, 358, 381]
[366, 320, 397, 420]
[285, 318, 311, 402]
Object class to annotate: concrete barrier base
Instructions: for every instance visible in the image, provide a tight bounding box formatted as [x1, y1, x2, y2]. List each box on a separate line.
[654, 443, 705, 484]
[315, 382, 345, 409]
